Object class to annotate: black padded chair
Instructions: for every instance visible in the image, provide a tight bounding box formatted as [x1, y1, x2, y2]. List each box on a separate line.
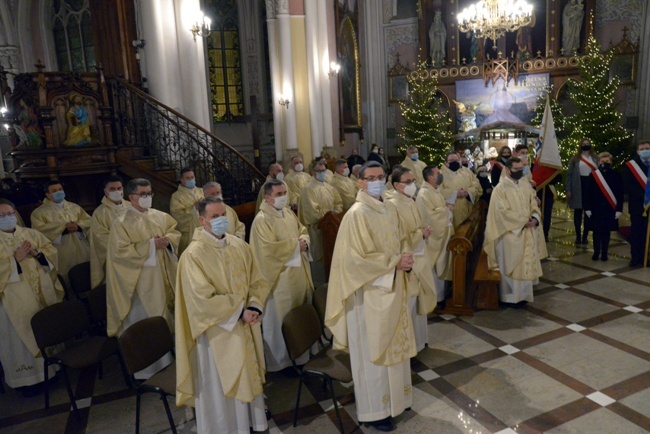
[30, 299, 128, 414]
[118, 317, 177, 434]
[67, 261, 92, 299]
[282, 303, 352, 434]
[312, 283, 333, 344]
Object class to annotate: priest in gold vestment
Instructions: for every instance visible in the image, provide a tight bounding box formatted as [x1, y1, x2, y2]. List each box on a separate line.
[283, 155, 311, 210]
[250, 180, 314, 371]
[439, 151, 483, 229]
[89, 176, 131, 288]
[176, 197, 269, 434]
[387, 166, 436, 352]
[0, 199, 63, 389]
[30, 180, 91, 287]
[255, 162, 289, 213]
[170, 168, 204, 254]
[325, 162, 416, 432]
[298, 160, 343, 262]
[106, 179, 180, 377]
[203, 182, 246, 239]
[417, 166, 454, 302]
[484, 158, 547, 304]
[400, 146, 427, 185]
[330, 159, 359, 211]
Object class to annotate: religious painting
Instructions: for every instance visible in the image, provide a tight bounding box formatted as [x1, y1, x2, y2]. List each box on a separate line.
[336, 1, 361, 130]
[454, 74, 549, 132]
[389, 75, 409, 102]
[610, 53, 636, 86]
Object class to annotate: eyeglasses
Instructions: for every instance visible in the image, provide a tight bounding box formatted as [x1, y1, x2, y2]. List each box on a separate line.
[130, 192, 154, 198]
[363, 175, 386, 182]
[0, 212, 16, 218]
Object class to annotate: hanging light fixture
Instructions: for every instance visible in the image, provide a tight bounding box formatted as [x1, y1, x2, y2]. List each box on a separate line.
[458, 0, 533, 42]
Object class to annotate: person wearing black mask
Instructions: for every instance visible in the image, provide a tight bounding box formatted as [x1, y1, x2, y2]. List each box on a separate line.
[584, 152, 623, 261]
[491, 146, 512, 187]
[566, 138, 598, 246]
[439, 151, 482, 229]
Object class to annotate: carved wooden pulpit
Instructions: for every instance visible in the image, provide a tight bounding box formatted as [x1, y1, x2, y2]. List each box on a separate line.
[318, 210, 344, 281]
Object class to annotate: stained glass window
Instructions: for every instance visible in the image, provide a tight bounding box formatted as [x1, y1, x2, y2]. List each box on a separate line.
[205, 0, 244, 123]
[52, 0, 96, 72]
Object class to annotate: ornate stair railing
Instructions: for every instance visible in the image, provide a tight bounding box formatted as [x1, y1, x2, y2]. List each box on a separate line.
[107, 78, 265, 205]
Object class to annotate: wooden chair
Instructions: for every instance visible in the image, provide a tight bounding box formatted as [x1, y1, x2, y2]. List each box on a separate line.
[282, 303, 352, 434]
[118, 317, 177, 434]
[30, 299, 128, 414]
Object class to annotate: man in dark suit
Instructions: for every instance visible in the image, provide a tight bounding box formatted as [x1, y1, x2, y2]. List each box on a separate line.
[623, 140, 650, 267]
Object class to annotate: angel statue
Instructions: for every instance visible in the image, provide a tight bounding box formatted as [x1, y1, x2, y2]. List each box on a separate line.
[453, 100, 481, 132]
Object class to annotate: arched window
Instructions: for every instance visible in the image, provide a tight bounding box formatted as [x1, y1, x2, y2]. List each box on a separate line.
[52, 0, 96, 72]
[205, 0, 244, 123]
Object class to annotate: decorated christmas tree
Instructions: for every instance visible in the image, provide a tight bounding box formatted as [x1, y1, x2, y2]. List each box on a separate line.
[398, 60, 453, 166]
[562, 32, 633, 165]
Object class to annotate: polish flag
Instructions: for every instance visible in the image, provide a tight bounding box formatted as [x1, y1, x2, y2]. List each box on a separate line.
[532, 97, 563, 189]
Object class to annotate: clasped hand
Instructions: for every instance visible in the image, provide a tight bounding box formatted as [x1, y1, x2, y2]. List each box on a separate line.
[298, 237, 308, 252]
[241, 309, 260, 325]
[154, 236, 170, 249]
[421, 226, 432, 239]
[524, 217, 538, 229]
[65, 221, 79, 233]
[14, 240, 38, 261]
[397, 252, 414, 271]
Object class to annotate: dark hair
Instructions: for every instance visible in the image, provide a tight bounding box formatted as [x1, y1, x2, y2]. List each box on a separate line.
[498, 146, 512, 157]
[263, 179, 285, 196]
[103, 175, 123, 189]
[180, 167, 194, 177]
[335, 159, 347, 169]
[422, 165, 437, 181]
[44, 180, 63, 194]
[268, 162, 281, 174]
[358, 161, 383, 180]
[311, 160, 327, 171]
[125, 178, 151, 196]
[505, 157, 522, 169]
[391, 165, 411, 185]
[198, 196, 224, 216]
[0, 198, 16, 210]
[514, 144, 528, 153]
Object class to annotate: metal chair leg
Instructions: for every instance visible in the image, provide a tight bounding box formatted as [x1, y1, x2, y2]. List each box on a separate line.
[327, 378, 344, 434]
[61, 366, 79, 416]
[160, 392, 177, 434]
[293, 375, 304, 427]
[43, 361, 50, 409]
[117, 353, 130, 388]
[135, 390, 141, 434]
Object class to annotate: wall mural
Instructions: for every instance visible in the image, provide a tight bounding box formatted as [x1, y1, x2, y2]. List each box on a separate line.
[455, 74, 549, 131]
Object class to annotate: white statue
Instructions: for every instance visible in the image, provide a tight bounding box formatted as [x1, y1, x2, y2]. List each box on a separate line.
[429, 11, 446, 65]
[562, 0, 584, 56]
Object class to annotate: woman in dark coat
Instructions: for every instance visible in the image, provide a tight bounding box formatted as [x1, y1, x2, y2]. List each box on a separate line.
[566, 138, 599, 245]
[584, 152, 624, 261]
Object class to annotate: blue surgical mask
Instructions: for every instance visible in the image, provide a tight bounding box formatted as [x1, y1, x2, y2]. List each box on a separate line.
[185, 179, 196, 189]
[367, 180, 386, 198]
[639, 149, 650, 160]
[0, 215, 17, 231]
[52, 191, 65, 203]
[411, 153, 419, 161]
[315, 172, 327, 182]
[210, 216, 229, 236]
[523, 165, 531, 175]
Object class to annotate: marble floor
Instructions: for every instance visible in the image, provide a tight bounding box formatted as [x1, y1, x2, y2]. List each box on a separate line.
[1, 207, 650, 433]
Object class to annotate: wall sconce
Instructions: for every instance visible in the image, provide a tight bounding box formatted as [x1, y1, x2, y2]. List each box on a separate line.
[190, 13, 212, 41]
[328, 62, 340, 77]
[278, 95, 290, 109]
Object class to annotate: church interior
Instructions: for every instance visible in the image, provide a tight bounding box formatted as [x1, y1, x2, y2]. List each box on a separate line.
[1, 0, 650, 433]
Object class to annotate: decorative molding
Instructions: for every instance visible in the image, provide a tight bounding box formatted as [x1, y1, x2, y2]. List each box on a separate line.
[385, 23, 418, 66]
[0, 46, 21, 72]
[264, 0, 276, 19]
[596, 0, 644, 41]
[276, 0, 289, 15]
[247, 55, 260, 96]
[383, 0, 393, 23]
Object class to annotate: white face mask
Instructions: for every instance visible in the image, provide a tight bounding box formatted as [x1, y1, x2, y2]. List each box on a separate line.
[294, 163, 304, 172]
[275, 172, 285, 181]
[272, 195, 288, 210]
[138, 196, 152, 209]
[403, 182, 417, 197]
[342, 168, 350, 177]
[107, 191, 123, 202]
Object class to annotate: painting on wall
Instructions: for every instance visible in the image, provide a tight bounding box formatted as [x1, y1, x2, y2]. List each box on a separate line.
[454, 74, 549, 132]
[336, 1, 361, 131]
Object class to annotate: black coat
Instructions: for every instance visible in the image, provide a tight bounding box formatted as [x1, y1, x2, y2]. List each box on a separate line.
[623, 156, 649, 216]
[584, 169, 624, 231]
[347, 155, 365, 172]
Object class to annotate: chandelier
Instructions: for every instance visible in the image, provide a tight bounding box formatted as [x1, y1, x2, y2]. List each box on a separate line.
[458, 0, 533, 42]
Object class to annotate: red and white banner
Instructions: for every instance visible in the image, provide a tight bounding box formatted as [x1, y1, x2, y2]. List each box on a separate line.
[532, 97, 563, 190]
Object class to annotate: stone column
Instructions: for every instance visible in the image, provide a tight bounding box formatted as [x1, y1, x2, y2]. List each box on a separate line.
[277, 2, 298, 151]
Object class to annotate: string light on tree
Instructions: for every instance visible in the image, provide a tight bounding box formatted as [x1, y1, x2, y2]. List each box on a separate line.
[398, 60, 453, 166]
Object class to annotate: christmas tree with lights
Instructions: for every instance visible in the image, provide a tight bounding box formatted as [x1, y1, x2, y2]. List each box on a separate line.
[398, 60, 453, 166]
[562, 32, 632, 164]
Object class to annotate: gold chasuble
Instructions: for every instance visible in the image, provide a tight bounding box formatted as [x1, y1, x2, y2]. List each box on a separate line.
[386, 192, 437, 315]
[250, 202, 313, 321]
[0, 227, 64, 357]
[105, 208, 180, 337]
[89, 196, 131, 288]
[330, 173, 359, 211]
[416, 182, 453, 280]
[484, 177, 547, 280]
[283, 169, 311, 208]
[176, 231, 269, 406]
[255, 177, 290, 213]
[298, 178, 343, 262]
[400, 157, 427, 185]
[439, 166, 482, 229]
[30, 198, 91, 284]
[326, 191, 415, 366]
[170, 185, 204, 254]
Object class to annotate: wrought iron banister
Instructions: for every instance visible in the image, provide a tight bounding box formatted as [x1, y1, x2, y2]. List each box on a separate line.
[107, 78, 265, 205]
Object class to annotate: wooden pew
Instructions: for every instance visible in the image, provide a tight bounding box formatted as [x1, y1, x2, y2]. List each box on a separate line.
[438, 201, 500, 316]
